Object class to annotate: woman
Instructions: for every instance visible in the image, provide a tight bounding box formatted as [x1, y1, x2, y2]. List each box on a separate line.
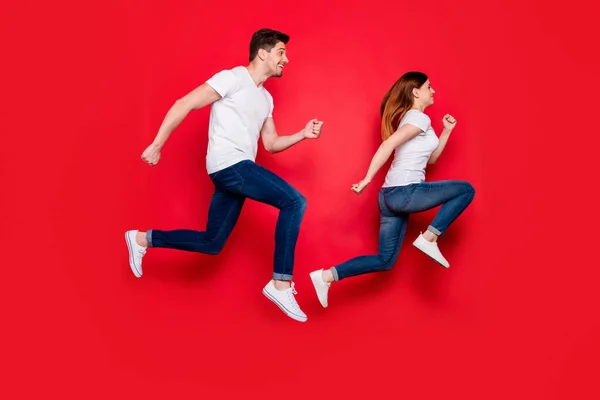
[310, 72, 475, 308]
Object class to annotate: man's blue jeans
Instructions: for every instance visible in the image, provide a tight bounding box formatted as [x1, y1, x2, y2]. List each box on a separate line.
[148, 160, 307, 281]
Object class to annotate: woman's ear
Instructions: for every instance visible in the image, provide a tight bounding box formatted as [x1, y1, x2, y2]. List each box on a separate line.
[412, 87, 420, 99]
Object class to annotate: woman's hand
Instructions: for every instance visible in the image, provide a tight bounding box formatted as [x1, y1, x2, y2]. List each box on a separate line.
[442, 114, 457, 131]
[351, 178, 371, 194]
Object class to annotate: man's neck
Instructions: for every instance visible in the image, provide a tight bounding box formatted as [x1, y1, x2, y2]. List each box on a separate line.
[245, 63, 269, 87]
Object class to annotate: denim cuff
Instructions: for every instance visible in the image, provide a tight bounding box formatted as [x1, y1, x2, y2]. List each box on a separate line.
[427, 225, 442, 236]
[272, 273, 293, 281]
[147, 229, 154, 248]
[331, 267, 340, 282]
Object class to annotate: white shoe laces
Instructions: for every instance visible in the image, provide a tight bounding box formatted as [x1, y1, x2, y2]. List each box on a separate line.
[136, 247, 146, 260]
[286, 282, 301, 312]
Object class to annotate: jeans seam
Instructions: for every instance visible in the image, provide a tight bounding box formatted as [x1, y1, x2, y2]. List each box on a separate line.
[229, 165, 245, 192]
[285, 211, 294, 279]
[208, 197, 243, 251]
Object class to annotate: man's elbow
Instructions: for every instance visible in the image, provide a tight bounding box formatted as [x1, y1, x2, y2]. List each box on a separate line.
[174, 96, 194, 112]
[263, 142, 277, 154]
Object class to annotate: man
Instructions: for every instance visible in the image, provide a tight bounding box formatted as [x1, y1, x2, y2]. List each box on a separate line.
[125, 28, 323, 322]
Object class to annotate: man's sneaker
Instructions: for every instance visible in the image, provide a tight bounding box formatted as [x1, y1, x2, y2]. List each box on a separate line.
[309, 269, 330, 308]
[125, 230, 146, 278]
[262, 280, 307, 322]
[412, 233, 450, 268]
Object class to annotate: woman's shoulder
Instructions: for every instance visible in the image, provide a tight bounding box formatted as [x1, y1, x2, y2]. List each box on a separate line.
[401, 110, 431, 129]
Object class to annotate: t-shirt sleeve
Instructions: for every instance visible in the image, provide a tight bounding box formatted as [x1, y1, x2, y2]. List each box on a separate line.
[402, 111, 431, 132]
[267, 93, 274, 118]
[205, 69, 239, 98]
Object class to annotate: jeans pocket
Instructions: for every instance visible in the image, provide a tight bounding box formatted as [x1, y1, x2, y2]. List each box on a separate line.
[211, 165, 244, 193]
[383, 185, 416, 212]
[381, 186, 401, 196]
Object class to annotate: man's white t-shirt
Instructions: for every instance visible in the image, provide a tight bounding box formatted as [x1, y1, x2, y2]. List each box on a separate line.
[383, 110, 440, 187]
[204, 66, 274, 174]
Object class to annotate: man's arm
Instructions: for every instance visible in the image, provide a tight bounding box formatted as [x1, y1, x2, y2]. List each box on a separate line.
[152, 83, 221, 148]
[141, 83, 221, 166]
[260, 118, 323, 154]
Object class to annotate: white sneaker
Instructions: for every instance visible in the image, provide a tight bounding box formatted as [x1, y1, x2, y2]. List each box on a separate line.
[262, 280, 307, 322]
[125, 230, 146, 278]
[309, 269, 330, 308]
[412, 233, 450, 268]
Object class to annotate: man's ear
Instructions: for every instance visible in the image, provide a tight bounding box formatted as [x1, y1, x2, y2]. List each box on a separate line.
[257, 48, 268, 61]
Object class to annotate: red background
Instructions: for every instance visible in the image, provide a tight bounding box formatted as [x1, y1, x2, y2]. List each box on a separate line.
[2, 0, 599, 398]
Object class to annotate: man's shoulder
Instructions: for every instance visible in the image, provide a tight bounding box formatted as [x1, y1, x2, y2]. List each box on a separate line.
[262, 86, 273, 100]
[208, 66, 244, 81]
[225, 66, 246, 78]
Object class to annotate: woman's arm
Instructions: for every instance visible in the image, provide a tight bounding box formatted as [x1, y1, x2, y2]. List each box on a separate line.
[351, 124, 423, 194]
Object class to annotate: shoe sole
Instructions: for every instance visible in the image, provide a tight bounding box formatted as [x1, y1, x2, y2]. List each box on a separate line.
[309, 272, 328, 308]
[412, 241, 450, 268]
[262, 288, 307, 322]
[125, 232, 142, 278]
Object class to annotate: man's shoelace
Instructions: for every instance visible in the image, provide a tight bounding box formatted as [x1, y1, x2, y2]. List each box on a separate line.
[286, 282, 301, 311]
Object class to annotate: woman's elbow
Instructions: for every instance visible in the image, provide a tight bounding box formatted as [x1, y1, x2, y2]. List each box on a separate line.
[380, 141, 396, 155]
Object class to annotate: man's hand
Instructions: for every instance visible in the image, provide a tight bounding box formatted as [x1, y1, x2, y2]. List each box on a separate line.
[302, 119, 324, 139]
[141, 143, 161, 166]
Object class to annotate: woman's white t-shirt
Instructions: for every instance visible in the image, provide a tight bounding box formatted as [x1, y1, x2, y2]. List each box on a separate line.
[383, 110, 440, 187]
